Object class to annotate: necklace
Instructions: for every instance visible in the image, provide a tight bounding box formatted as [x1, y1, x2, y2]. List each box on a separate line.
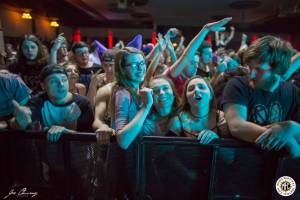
[189, 111, 209, 120]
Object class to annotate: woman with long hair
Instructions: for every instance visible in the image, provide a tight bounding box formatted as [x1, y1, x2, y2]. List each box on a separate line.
[8, 34, 49, 94]
[169, 75, 229, 143]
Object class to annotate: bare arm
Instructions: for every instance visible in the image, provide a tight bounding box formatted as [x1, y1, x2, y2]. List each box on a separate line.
[116, 88, 153, 149]
[144, 54, 161, 86]
[223, 26, 235, 46]
[224, 103, 266, 142]
[92, 85, 111, 130]
[282, 52, 300, 81]
[168, 17, 232, 78]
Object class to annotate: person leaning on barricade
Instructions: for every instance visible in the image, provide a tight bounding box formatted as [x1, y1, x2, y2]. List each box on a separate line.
[222, 35, 300, 158]
[9, 64, 94, 141]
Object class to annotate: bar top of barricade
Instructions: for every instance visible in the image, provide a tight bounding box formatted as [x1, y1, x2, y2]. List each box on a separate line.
[0, 129, 255, 148]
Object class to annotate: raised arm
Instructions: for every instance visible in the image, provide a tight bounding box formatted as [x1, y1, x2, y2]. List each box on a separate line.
[282, 52, 300, 81]
[50, 33, 65, 64]
[168, 17, 232, 78]
[224, 26, 235, 46]
[144, 54, 161, 86]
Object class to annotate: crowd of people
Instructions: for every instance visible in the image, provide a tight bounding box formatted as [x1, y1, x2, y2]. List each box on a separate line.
[1, 16, 300, 197]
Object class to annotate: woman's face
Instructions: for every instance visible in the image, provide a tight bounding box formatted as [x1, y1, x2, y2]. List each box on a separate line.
[186, 78, 211, 108]
[150, 78, 175, 111]
[124, 53, 146, 83]
[66, 65, 79, 82]
[22, 40, 39, 60]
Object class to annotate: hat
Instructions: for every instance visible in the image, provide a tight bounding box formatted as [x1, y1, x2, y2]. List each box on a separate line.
[40, 64, 68, 81]
[127, 34, 142, 50]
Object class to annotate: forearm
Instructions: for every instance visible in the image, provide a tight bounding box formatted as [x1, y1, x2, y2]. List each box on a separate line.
[282, 52, 300, 81]
[144, 54, 161, 85]
[224, 29, 235, 45]
[167, 47, 177, 65]
[146, 43, 161, 61]
[117, 106, 151, 149]
[229, 119, 267, 142]
[50, 49, 58, 65]
[170, 27, 209, 77]
[86, 85, 97, 107]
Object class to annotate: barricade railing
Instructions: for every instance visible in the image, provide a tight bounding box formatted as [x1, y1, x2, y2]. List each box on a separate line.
[0, 130, 299, 200]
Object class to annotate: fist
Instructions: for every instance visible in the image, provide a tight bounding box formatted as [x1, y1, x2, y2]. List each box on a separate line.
[139, 87, 153, 109]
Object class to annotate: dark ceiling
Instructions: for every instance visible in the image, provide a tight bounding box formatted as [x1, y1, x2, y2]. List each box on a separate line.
[1, 0, 300, 33]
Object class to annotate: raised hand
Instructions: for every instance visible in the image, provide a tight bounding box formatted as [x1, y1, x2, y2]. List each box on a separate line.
[205, 17, 232, 32]
[89, 69, 102, 88]
[12, 100, 32, 129]
[51, 33, 66, 51]
[139, 87, 153, 109]
[157, 33, 167, 52]
[166, 28, 179, 39]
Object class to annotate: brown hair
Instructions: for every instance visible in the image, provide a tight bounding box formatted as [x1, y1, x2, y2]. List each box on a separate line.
[148, 75, 181, 112]
[18, 34, 49, 66]
[244, 35, 293, 75]
[114, 47, 145, 88]
[181, 75, 216, 112]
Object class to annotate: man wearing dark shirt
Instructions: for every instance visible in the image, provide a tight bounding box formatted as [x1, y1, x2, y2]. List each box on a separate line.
[222, 35, 300, 158]
[11, 64, 94, 140]
[72, 41, 103, 89]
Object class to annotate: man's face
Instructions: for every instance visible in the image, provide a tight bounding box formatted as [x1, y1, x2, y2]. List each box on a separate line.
[43, 73, 69, 100]
[183, 54, 199, 78]
[74, 47, 89, 67]
[103, 60, 115, 75]
[201, 47, 212, 64]
[249, 60, 281, 92]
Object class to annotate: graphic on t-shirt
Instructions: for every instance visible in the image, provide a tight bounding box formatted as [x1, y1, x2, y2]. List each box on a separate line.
[250, 101, 283, 125]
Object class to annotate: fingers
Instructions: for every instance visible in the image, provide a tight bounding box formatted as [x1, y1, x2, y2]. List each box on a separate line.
[47, 126, 66, 142]
[96, 127, 115, 145]
[255, 129, 271, 145]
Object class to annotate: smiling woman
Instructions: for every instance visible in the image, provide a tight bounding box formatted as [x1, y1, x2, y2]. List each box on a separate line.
[111, 47, 153, 150]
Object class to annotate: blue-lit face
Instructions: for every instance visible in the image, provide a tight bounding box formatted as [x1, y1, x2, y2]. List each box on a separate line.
[22, 40, 38, 60]
[186, 78, 211, 108]
[44, 73, 69, 100]
[74, 47, 89, 66]
[124, 53, 146, 83]
[183, 54, 199, 78]
[201, 47, 212, 64]
[150, 78, 175, 114]
[249, 60, 281, 92]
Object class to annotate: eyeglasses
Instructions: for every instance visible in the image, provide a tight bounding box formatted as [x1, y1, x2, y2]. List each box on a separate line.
[125, 60, 146, 70]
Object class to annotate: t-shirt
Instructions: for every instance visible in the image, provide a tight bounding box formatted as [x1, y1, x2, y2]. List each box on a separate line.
[78, 63, 103, 89]
[221, 76, 300, 125]
[0, 71, 31, 119]
[163, 68, 187, 96]
[27, 92, 94, 132]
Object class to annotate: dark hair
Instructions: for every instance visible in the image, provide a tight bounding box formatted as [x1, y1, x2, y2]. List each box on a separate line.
[71, 41, 88, 53]
[244, 35, 293, 75]
[199, 40, 212, 55]
[39, 64, 68, 81]
[18, 34, 49, 66]
[181, 75, 216, 112]
[114, 47, 145, 87]
[148, 75, 181, 111]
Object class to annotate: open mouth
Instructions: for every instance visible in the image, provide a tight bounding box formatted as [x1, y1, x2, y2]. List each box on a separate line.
[194, 95, 202, 101]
